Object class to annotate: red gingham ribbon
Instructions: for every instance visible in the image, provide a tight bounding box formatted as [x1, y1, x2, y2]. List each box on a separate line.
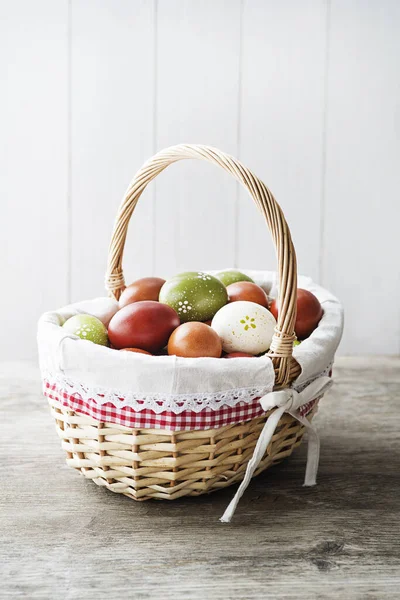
[43, 379, 317, 432]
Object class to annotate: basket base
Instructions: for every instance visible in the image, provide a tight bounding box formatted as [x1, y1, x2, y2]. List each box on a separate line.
[49, 397, 318, 501]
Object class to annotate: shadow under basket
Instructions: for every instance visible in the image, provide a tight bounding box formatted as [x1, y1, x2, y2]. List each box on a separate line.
[49, 396, 318, 501]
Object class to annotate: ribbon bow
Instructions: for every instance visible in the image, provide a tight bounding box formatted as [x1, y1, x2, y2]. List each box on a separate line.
[220, 375, 333, 523]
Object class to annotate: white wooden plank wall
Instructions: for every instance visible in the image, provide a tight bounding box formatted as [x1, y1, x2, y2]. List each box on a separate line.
[0, 0, 69, 358]
[70, 0, 156, 300]
[322, 0, 400, 354]
[155, 0, 241, 276]
[238, 0, 327, 281]
[1, 0, 399, 360]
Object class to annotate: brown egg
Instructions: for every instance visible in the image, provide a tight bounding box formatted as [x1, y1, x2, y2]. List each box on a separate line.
[227, 281, 269, 308]
[270, 289, 323, 340]
[108, 301, 180, 352]
[119, 277, 166, 308]
[120, 348, 152, 355]
[224, 351, 255, 358]
[168, 322, 222, 358]
[203, 320, 212, 326]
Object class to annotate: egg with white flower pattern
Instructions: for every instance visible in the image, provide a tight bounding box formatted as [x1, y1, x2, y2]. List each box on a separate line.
[62, 314, 109, 346]
[211, 300, 276, 354]
[159, 271, 228, 323]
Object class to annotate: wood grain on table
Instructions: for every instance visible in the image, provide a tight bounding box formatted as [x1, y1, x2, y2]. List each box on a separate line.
[0, 357, 399, 599]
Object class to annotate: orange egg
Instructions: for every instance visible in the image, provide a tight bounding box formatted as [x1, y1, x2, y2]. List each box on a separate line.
[227, 281, 269, 308]
[119, 277, 166, 308]
[270, 288, 323, 340]
[120, 348, 152, 355]
[168, 322, 222, 358]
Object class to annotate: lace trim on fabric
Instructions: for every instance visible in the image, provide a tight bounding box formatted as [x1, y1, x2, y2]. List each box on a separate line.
[41, 363, 332, 415]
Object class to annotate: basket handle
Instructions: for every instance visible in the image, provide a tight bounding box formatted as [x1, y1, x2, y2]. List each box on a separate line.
[105, 144, 298, 386]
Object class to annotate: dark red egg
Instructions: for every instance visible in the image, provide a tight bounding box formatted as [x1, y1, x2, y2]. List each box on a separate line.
[226, 281, 269, 308]
[224, 351, 256, 358]
[119, 277, 166, 308]
[270, 289, 323, 340]
[108, 301, 180, 353]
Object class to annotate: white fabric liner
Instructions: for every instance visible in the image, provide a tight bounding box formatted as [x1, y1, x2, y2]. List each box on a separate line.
[37, 270, 343, 413]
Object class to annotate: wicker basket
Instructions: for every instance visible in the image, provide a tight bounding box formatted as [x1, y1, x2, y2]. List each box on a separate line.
[45, 144, 330, 505]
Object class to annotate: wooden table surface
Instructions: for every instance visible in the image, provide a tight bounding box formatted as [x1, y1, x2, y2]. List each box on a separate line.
[1, 357, 399, 599]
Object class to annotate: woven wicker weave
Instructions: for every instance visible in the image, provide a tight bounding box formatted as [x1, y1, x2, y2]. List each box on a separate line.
[49, 144, 313, 501]
[49, 398, 317, 500]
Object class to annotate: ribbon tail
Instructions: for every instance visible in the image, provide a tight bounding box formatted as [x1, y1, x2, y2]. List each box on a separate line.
[289, 411, 320, 486]
[220, 405, 286, 523]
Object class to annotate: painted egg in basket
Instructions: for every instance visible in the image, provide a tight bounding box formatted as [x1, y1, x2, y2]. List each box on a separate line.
[211, 300, 276, 355]
[159, 271, 228, 323]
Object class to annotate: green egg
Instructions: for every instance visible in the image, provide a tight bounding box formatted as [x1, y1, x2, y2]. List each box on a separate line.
[159, 271, 228, 323]
[63, 314, 109, 346]
[215, 269, 254, 287]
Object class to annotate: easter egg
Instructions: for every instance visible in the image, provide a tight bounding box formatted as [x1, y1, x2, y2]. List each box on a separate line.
[224, 351, 255, 358]
[119, 277, 166, 308]
[227, 281, 269, 308]
[211, 300, 276, 355]
[62, 314, 108, 346]
[108, 301, 180, 352]
[215, 269, 254, 286]
[270, 289, 323, 340]
[168, 322, 222, 358]
[159, 272, 228, 323]
[120, 348, 152, 355]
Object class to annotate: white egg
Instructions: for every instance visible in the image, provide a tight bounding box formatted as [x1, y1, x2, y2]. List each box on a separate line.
[211, 300, 276, 354]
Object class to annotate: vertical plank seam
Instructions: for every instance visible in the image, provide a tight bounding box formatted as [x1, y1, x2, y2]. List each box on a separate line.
[67, 0, 72, 302]
[319, 0, 331, 286]
[234, 0, 244, 269]
[152, 0, 158, 275]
